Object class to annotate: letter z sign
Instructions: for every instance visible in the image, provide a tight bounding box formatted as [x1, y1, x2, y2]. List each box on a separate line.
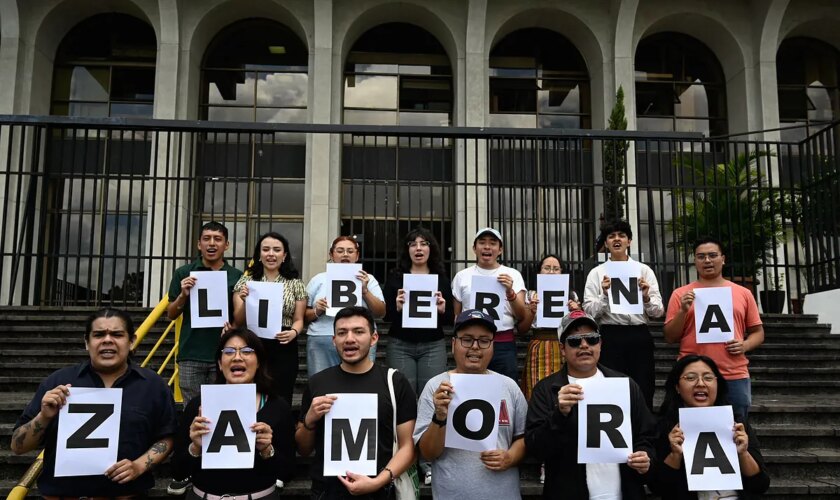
[55, 388, 123, 477]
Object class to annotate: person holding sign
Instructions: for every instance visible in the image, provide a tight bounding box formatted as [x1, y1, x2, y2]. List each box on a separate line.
[232, 232, 307, 406]
[305, 236, 386, 377]
[12, 308, 176, 498]
[525, 310, 656, 499]
[414, 309, 528, 499]
[583, 219, 663, 409]
[296, 307, 417, 499]
[451, 227, 528, 382]
[649, 355, 769, 498]
[519, 254, 582, 400]
[664, 237, 765, 420]
[175, 328, 296, 499]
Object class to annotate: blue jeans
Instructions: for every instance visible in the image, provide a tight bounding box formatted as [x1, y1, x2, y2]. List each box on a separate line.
[306, 335, 377, 377]
[488, 341, 518, 382]
[726, 378, 752, 420]
[385, 337, 447, 396]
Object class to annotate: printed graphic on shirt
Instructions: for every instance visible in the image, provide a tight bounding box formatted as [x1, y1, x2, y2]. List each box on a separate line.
[498, 399, 510, 426]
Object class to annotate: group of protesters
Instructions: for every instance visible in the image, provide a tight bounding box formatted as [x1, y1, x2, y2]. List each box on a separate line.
[11, 219, 771, 499]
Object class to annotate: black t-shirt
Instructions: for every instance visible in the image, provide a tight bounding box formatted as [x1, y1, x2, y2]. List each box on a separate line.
[383, 270, 454, 342]
[176, 393, 296, 494]
[299, 364, 417, 489]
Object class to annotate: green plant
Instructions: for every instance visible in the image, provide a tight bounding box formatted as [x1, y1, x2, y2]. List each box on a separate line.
[668, 150, 792, 279]
[602, 86, 628, 224]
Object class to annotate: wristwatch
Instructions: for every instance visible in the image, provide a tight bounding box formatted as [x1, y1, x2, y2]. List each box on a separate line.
[260, 444, 275, 459]
[431, 414, 447, 427]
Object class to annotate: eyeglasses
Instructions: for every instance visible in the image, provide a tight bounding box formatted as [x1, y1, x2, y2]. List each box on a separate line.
[694, 253, 721, 261]
[680, 373, 717, 384]
[333, 248, 357, 255]
[456, 336, 493, 349]
[408, 240, 430, 248]
[221, 346, 256, 357]
[541, 266, 562, 273]
[565, 333, 601, 348]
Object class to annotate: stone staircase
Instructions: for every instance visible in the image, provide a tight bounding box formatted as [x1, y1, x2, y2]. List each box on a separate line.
[0, 307, 838, 498]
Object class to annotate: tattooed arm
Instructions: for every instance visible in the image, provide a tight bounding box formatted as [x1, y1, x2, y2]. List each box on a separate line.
[105, 436, 174, 484]
[11, 384, 71, 454]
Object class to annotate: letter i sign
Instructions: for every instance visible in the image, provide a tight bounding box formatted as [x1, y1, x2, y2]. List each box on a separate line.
[498, 399, 510, 426]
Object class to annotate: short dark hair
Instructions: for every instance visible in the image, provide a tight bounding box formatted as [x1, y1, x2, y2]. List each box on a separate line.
[246, 231, 300, 280]
[84, 308, 135, 342]
[600, 219, 633, 240]
[334, 306, 376, 335]
[214, 327, 277, 397]
[693, 237, 725, 256]
[200, 221, 229, 241]
[659, 354, 729, 418]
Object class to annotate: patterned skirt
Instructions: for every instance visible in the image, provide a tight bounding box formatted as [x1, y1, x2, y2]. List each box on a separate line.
[522, 329, 565, 401]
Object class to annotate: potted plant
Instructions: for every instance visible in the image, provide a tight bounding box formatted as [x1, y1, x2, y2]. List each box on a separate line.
[759, 271, 786, 313]
[667, 150, 791, 290]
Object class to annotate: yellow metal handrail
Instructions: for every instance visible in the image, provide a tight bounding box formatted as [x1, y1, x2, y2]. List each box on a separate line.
[6, 298, 182, 499]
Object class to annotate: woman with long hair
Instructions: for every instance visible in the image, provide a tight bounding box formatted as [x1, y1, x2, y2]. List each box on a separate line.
[650, 355, 770, 499]
[232, 232, 307, 405]
[177, 328, 295, 499]
[304, 235, 386, 377]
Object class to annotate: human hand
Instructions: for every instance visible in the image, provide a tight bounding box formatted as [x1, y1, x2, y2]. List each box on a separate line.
[627, 451, 650, 474]
[433, 381, 454, 421]
[557, 384, 583, 416]
[480, 449, 514, 471]
[40, 384, 71, 419]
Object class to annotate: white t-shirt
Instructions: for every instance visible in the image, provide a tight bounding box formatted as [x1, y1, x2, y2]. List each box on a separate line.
[451, 264, 526, 332]
[568, 370, 622, 500]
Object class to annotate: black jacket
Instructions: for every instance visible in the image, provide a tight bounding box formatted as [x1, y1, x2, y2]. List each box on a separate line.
[649, 414, 770, 499]
[525, 364, 657, 499]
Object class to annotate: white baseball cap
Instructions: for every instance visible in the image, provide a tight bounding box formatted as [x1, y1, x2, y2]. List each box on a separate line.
[474, 227, 503, 244]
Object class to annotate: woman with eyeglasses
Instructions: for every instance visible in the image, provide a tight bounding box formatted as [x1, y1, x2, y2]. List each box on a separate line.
[518, 255, 582, 401]
[304, 236, 386, 377]
[649, 355, 769, 499]
[232, 232, 307, 406]
[177, 328, 295, 499]
[383, 228, 454, 486]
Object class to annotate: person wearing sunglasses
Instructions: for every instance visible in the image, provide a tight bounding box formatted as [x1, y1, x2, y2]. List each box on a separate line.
[649, 355, 769, 499]
[176, 328, 296, 499]
[414, 309, 528, 499]
[525, 310, 657, 499]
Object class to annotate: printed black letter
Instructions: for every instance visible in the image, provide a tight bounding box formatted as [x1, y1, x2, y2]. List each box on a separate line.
[699, 305, 731, 333]
[586, 404, 627, 448]
[331, 418, 377, 460]
[452, 400, 495, 440]
[332, 281, 357, 308]
[543, 291, 566, 318]
[610, 277, 639, 306]
[408, 291, 433, 318]
[691, 432, 736, 474]
[66, 404, 114, 449]
[474, 293, 501, 321]
[207, 410, 250, 453]
[198, 288, 222, 317]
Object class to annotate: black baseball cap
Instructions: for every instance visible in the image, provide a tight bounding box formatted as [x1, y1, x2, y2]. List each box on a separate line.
[453, 309, 497, 335]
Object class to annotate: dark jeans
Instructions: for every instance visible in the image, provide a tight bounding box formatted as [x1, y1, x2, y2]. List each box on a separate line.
[488, 340, 518, 382]
[597, 324, 655, 409]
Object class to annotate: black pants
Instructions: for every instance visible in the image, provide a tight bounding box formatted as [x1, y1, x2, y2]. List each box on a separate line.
[260, 336, 299, 406]
[310, 480, 394, 500]
[598, 324, 655, 410]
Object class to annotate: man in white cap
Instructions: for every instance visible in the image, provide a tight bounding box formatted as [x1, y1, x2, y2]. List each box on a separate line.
[451, 228, 528, 381]
[525, 310, 656, 499]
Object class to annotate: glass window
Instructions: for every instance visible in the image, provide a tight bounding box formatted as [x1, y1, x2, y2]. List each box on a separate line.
[777, 37, 840, 136]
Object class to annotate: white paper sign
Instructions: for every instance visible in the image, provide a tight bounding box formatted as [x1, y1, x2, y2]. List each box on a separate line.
[55, 388, 123, 477]
[470, 275, 506, 329]
[324, 393, 378, 476]
[536, 274, 571, 328]
[604, 260, 643, 314]
[577, 377, 632, 464]
[326, 263, 363, 316]
[189, 271, 229, 328]
[693, 287, 735, 343]
[245, 281, 285, 339]
[201, 384, 257, 469]
[680, 406, 743, 491]
[444, 373, 503, 452]
[402, 274, 438, 329]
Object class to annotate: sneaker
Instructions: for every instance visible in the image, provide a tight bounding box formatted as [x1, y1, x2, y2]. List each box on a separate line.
[424, 471, 432, 485]
[540, 464, 545, 484]
[167, 477, 191, 496]
[276, 479, 285, 489]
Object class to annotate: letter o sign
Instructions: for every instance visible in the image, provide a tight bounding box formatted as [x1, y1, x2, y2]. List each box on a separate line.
[452, 399, 495, 440]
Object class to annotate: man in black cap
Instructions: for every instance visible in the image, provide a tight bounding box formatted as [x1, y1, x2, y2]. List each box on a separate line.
[525, 310, 656, 499]
[413, 309, 528, 499]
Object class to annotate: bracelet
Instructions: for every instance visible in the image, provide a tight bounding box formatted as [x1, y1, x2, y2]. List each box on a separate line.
[382, 467, 394, 484]
[290, 328, 299, 336]
[506, 292, 516, 302]
[303, 419, 317, 431]
[188, 442, 201, 458]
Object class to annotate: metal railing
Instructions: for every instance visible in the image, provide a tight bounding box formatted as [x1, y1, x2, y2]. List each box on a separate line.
[0, 114, 837, 313]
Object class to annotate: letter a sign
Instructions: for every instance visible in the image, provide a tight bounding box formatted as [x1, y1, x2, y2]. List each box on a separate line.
[55, 388, 122, 477]
[324, 393, 378, 476]
[693, 287, 735, 343]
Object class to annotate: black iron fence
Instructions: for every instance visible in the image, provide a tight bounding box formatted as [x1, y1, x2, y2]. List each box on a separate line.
[0, 114, 837, 313]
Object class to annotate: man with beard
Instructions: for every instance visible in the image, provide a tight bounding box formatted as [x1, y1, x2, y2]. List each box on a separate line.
[525, 310, 656, 499]
[414, 309, 527, 499]
[664, 237, 764, 420]
[296, 306, 417, 499]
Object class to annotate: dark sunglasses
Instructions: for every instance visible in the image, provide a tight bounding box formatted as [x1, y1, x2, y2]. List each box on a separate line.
[565, 333, 601, 348]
